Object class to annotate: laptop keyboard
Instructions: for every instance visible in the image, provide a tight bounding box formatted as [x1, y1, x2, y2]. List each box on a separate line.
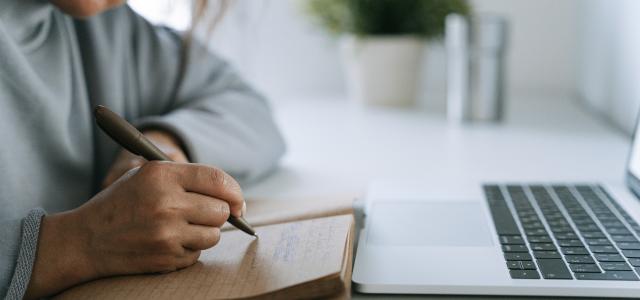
[485, 184, 640, 281]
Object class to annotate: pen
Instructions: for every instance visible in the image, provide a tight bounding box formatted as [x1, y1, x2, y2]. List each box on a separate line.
[94, 105, 257, 237]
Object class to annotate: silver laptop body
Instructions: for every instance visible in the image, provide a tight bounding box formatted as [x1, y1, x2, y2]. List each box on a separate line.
[353, 116, 640, 298]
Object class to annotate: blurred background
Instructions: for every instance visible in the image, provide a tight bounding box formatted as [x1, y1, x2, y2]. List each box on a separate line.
[128, 0, 640, 134]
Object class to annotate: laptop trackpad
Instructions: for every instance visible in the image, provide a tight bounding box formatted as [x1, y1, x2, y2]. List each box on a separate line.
[367, 201, 494, 246]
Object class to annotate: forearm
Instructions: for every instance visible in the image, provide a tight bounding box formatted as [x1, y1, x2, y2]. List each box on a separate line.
[136, 94, 286, 184]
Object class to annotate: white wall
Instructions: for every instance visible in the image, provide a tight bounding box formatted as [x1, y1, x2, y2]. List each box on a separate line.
[207, 1, 346, 101]
[577, 0, 640, 134]
[206, 0, 581, 105]
[470, 0, 579, 96]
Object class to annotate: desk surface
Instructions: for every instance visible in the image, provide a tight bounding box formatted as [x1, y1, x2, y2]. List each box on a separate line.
[247, 95, 628, 200]
[244, 95, 631, 299]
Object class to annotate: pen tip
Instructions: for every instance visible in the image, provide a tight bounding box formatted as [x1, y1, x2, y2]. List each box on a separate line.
[253, 233, 259, 239]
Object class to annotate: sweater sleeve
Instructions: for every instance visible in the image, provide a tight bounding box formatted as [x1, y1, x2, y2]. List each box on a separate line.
[1, 208, 46, 300]
[126, 8, 286, 185]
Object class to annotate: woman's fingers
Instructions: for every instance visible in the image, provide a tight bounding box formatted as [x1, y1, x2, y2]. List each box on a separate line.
[171, 163, 245, 217]
[182, 192, 230, 227]
[180, 225, 221, 250]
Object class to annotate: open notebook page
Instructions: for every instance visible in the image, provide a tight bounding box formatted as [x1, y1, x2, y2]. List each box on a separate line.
[223, 196, 354, 231]
[55, 215, 353, 300]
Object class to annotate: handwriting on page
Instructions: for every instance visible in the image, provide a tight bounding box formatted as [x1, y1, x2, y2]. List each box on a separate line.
[273, 222, 301, 262]
[55, 215, 352, 300]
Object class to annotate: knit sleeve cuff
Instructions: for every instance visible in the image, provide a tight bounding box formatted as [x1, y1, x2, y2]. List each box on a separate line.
[6, 208, 46, 300]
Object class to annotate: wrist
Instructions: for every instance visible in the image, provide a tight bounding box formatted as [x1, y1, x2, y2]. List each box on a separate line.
[142, 130, 190, 162]
[25, 210, 96, 299]
[143, 130, 183, 151]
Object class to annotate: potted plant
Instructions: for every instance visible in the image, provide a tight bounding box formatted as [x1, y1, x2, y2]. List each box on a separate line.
[303, 0, 471, 106]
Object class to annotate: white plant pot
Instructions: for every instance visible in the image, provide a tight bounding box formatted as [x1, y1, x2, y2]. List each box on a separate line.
[340, 35, 425, 106]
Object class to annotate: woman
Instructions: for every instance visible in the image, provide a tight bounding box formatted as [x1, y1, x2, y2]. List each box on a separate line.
[0, 0, 285, 299]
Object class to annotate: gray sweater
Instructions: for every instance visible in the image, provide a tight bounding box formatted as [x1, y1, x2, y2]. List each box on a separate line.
[0, 1, 285, 298]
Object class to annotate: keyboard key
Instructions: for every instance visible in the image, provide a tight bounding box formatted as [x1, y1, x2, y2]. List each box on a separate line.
[490, 210, 521, 235]
[507, 260, 537, 270]
[551, 226, 575, 234]
[522, 218, 541, 223]
[509, 269, 541, 279]
[576, 224, 601, 232]
[534, 251, 561, 259]
[612, 235, 638, 242]
[558, 240, 584, 247]
[601, 221, 626, 228]
[589, 245, 618, 253]
[522, 222, 545, 230]
[572, 218, 595, 225]
[499, 235, 525, 245]
[530, 243, 556, 251]
[607, 228, 632, 235]
[548, 220, 570, 227]
[575, 271, 638, 281]
[582, 232, 606, 239]
[601, 262, 632, 271]
[569, 263, 600, 273]
[585, 238, 611, 246]
[565, 255, 596, 264]
[555, 232, 579, 240]
[527, 235, 552, 243]
[526, 228, 549, 236]
[505, 253, 532, 261]
[519, 213, 537, 219]
[545, 214, 564, 220]
[595, 254, 625, 262]
[597, 213, 618, 220]
[561, 247, 589, 255]
[617, 242, 640, 250]
[536, 259, 573, 279]
[628, 258, 640, 267]
[507, 261, 521, 270]
[521, 261, 536, 270]
[502, 245, 529, 253]
[622, 250, 640, 258]
[485, 186, 522, 236]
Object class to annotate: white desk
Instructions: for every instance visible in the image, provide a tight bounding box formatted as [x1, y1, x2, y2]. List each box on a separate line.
[247, 95, 628, 200]
[244, 95, 631, 299]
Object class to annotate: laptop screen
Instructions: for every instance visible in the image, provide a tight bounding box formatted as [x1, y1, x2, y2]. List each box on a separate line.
[627, 116, 640, 197]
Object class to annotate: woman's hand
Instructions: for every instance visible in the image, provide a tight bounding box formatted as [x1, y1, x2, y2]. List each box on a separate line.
[102, 130, 189, 188]
[25, 162, 245, 299]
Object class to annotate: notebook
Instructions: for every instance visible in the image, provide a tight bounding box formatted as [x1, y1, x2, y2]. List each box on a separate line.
[54, 213, 355, 300]
[227, 195, 355, 230]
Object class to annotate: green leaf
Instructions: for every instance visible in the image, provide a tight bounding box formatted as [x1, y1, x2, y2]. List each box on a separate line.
[300, 0, 471, 38]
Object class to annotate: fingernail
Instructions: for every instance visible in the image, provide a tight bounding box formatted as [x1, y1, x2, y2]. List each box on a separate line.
[241, 202, 247, 216]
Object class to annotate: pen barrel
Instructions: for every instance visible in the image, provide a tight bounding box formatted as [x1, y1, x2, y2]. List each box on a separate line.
[94, 105, 171, 161]
[134, 137, 172, 162]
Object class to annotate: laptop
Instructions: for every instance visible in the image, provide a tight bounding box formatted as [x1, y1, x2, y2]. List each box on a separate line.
[352, 117, 640, 297]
